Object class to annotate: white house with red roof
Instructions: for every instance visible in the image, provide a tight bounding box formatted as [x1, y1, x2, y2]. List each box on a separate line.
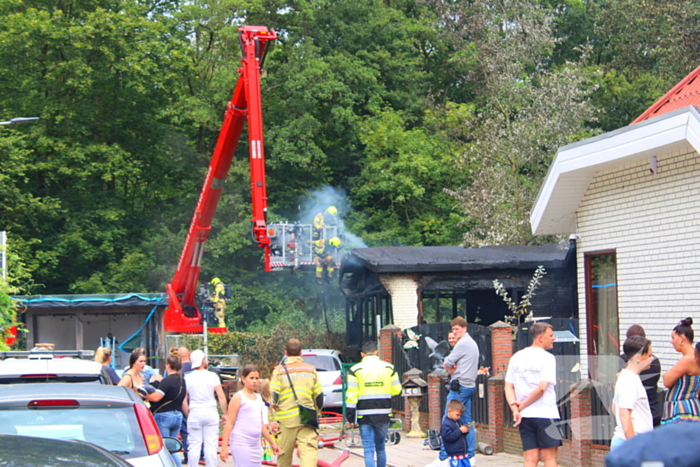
[531, 65, 700, 377]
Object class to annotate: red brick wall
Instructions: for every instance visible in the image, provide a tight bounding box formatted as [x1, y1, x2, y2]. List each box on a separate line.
[380, 325, 401, 364]
[490, 321, 513, 376]
[428, 372, 443, 431]
[503, 427, 522, 455]
[591, 446, 610, 467]
[487, 376, 505, 453]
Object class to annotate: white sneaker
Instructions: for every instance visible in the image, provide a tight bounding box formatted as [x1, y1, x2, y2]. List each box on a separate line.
[469, 457, 476, 467]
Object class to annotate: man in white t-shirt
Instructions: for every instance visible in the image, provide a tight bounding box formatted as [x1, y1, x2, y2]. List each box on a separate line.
[505, 322, 561, 467]
[610, 336, 654, 451]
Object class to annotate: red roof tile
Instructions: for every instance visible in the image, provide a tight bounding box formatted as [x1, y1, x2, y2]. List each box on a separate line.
[632, 64, 700, 124]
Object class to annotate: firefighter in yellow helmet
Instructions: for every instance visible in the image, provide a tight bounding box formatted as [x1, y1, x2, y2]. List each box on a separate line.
[312, 236, 341, 285]
[312, 206, 338, 240]
[210, 277, 227, 328]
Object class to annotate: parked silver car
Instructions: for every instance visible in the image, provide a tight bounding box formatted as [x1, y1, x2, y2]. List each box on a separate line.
[0, 383, 180, 466]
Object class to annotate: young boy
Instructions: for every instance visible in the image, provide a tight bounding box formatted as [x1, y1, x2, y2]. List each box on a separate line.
[441, 399, 470, 464]
[610, 335, 654, 451]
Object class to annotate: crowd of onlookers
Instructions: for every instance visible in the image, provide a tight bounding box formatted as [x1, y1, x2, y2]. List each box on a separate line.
[90, 315, 700, 467]
[93, 341, 325, 467]
[501, 317, 700, 467]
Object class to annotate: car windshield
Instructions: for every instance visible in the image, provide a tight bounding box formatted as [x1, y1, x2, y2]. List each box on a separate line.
[0, 405, 147, 458]
[303, 355, 339, 372]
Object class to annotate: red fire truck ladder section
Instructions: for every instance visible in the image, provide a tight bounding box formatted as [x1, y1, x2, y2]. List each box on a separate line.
[164, 26, 276, 334]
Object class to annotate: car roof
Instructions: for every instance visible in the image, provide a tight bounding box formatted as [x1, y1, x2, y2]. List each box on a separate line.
[0, 357, 103, 376]
[0, 382, 139, 405]
[0, 434, 133, 467]
[302, 349, 340, 357]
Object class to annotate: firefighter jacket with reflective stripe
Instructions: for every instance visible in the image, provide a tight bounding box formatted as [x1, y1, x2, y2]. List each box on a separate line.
[312, 239, 338, 258]
[346, 354, 401, 425]
[211, 282, 226, 303]
[270, 356, 323, 428]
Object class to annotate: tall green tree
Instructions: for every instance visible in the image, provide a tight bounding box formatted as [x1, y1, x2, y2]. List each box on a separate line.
[0, 0, 194, 292]
[432, 0, 599, 245]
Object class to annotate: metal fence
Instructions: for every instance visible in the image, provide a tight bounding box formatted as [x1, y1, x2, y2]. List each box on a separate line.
[436, 373, 488, 426]
[402, 322, 492, 377]
[391, 333, 409, 413]
[473, 374, 489, 425]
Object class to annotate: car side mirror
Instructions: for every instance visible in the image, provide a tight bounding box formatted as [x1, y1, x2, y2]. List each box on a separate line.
[163, 437, 183, 453]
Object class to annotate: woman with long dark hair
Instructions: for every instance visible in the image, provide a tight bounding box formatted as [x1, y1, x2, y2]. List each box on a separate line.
[662, 318, 700, 424]
[145, 354, 187, 466]
[117, 348, 146, 393]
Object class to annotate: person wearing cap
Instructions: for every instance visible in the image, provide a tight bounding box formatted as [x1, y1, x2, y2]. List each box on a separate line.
[312, 237, 341, 285]
[183, 350, 228, 467]
[312, 206, 338, 240]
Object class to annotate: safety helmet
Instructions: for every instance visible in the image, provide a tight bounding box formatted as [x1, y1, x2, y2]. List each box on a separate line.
[211, 277, 222, 285]
[326, 206, 338, 216]
[329, 237, 341, 247]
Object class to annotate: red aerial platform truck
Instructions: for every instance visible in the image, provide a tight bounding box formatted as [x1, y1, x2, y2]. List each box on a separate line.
[163, 26, 276, 334]
[163, 26, 342, 334]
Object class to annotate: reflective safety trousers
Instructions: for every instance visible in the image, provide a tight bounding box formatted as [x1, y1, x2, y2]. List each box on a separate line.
[346, 355, 402, 425]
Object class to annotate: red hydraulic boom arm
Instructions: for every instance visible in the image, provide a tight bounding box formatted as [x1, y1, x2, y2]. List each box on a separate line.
[164, 26, 276, 333]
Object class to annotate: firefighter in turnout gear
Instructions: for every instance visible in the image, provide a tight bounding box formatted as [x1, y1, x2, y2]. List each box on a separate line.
[270, 339, 324, 467]
[312, 236, 341, 285]
[312, 206, 338, 240]
[210, 277, 227, 328]
[346, 341, 402, 467]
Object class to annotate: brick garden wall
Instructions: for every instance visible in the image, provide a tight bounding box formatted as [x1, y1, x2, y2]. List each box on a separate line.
[383, 323, 611, 467]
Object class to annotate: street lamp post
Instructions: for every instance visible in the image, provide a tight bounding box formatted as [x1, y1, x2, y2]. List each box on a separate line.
[0, 117, 39, 126]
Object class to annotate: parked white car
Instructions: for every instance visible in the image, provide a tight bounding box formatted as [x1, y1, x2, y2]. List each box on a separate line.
[0, 350, 112, 384]
[299, 349, 348, 409]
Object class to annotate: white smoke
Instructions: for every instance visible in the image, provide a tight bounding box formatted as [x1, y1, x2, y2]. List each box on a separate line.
[297, 186, 368, 249]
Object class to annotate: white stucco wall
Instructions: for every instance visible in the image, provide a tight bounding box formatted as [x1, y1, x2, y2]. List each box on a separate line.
[576, 146, 700, 376]
[379, 274, 419, 330]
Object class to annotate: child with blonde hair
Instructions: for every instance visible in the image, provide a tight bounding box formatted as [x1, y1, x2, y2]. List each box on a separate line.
[256, 378, 279, 462]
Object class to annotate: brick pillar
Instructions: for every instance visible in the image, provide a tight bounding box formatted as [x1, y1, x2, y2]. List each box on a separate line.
[380, 324, 402, 365]
[569, 379, 594, 467]
[487, 373, 505, 453]
[489, 320, 513, 376]
[402, 368, 422, 432]
[428, 370, 446, 430]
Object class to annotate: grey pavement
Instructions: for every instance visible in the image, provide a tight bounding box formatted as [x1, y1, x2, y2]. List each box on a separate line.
[212, 425, 530, 467]
[346, 433, 526, 467]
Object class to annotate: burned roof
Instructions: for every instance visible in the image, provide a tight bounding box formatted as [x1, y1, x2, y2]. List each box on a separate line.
[344, 243, 573, 274]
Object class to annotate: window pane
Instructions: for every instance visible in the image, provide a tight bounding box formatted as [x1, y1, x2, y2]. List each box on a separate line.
[586, 252, 619, 383]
